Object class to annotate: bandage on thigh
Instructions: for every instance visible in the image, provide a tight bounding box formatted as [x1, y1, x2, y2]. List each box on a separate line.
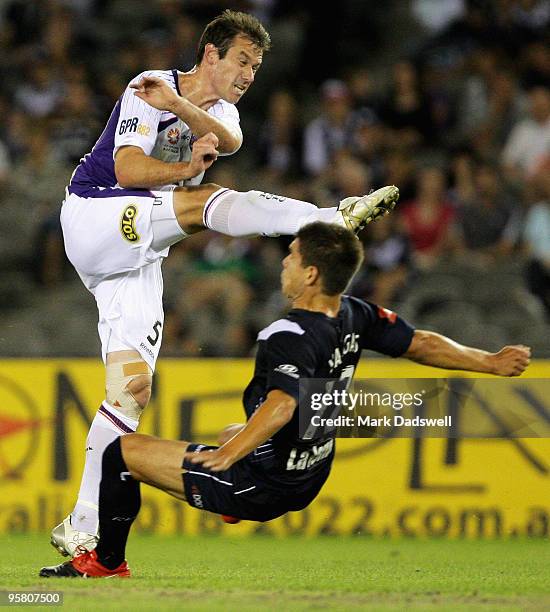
[105, 359, 153, 420]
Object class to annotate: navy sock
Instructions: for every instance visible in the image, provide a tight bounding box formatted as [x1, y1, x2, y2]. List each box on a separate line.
[95, 437, 141, 569]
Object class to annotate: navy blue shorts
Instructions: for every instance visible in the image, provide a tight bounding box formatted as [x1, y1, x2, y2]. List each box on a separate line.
[182, 444, 328, 522]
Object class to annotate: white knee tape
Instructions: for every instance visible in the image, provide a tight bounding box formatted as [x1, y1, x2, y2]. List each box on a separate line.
[105, 359, 152, 420]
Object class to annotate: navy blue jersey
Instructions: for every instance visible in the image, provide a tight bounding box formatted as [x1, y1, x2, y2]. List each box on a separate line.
[242, 296, 414, 490]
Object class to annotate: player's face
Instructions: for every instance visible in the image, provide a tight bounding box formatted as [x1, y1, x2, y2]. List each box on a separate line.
[281, 239, 306, 299]
[213, 35, 263, 103]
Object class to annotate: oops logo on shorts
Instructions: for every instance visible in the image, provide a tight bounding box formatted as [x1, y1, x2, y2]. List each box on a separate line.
[120, 204, 139, 242]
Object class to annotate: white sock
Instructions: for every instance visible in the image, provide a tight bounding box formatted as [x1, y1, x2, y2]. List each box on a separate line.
[203, 188, 337, 237]
[71, 402, 138, 534]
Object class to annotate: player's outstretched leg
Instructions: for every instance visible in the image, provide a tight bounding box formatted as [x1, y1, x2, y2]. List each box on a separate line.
[171, 184, 400, 238]
[40, 434, 189, 578]
[41, 437, 138, 578]
[51, 351, 152, 557]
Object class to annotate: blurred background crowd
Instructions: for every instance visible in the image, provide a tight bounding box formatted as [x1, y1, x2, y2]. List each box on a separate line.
[0, 0, 549, 358]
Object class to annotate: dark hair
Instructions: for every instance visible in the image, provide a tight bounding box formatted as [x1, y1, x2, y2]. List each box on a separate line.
[296, 222, 364, 296]
[196, 10, 271, 63]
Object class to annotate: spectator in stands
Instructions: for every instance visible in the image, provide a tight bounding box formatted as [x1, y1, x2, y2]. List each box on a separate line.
[346, 65, 380, 112]
[51, 81, 102, 165]
[311, 151, 371, 208]
[420, 61, 458, 148]
[257, 89, 303, 180]
[412, 0, 466, 35]
[459, 51, 525, 149]
[351, 108, 387, 186]
[169, 234, 257, 357]
[6, 126, 71, 213]
[523, 168, 550, 318]
[459, 49, 500, 137]
[380, 60, 432, 148]
[350, 215, 412, 307]
[14, 55, 64, 118]
[171, 13, 202, 70]
[449, 149, 476, 205]
[520, 41, 550, 90]
[42, 4, 75, 65]
[383, 150, 416, 202]
[400, 166, 456, 269]
[0, 139, 10, 184]
[2, 123, 72, 285]
[303, 79, 358, 176]
[454, 162, 519, 265]
[502, 85, 550, 181]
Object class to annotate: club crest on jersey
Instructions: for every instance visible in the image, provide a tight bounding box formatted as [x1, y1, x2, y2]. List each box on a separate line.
[120, 204, 139, 242]
[167, 128, 180, 145]
[274, 364, 299, 378]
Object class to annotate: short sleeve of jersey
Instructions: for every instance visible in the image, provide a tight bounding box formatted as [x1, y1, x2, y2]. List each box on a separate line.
[113, 71, 167, 157]
[208, 100, 242, 156]
[264, 332, 317, 401]
[356, 299, 415, 357]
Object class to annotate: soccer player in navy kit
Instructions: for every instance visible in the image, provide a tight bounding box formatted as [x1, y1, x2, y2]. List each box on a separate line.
[40, 222, 530, 578]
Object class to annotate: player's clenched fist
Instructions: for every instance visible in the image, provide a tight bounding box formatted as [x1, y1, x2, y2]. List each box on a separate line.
[188, 132, 219, 175]
[184, 447, 235, 472]
[130, 75, 181, 112]
[491, 345, 531, 376]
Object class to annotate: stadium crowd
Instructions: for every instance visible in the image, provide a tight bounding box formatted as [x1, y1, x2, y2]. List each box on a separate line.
[0, 0, 549, 357]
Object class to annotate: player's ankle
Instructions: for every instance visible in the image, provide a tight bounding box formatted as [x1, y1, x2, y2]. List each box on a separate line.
[95, 550, 124, 570]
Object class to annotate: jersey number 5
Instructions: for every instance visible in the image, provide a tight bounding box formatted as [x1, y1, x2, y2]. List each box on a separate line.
[147, 321, 162, 346]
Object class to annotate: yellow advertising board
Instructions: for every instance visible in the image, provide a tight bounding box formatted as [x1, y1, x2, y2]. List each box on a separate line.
[1, 359, 549, 538]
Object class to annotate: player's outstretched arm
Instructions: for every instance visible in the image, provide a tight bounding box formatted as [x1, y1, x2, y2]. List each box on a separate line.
[115, 133, 219, 188]
[131, 76, 242, 154]
[184, 389, 296, 472]
[404, 330, 531, 376]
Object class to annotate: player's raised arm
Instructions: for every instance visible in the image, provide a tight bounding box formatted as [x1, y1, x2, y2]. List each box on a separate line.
[403, 330, 531, 376]
[184, 389, 296, 471]
[114, 132, 219, 188]
[113, 72, 220, 188]
[131, 76, 242, 155]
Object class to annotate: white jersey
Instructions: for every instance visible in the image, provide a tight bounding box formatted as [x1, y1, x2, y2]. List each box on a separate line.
[62, 70, 241, 368]
[68, 69, 241, 196]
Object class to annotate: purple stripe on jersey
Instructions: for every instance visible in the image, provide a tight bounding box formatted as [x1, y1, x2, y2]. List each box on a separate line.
[99, 404, 135, 434]
[203, 188, 230, 228]
[172, 69, 181, 95]
[70, 97, 123, 191]
[158, 116, 178, 133]
[67, 184, 155, 198]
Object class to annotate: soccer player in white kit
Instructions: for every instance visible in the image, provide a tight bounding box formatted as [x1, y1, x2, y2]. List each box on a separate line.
[52, 10, 400, 555]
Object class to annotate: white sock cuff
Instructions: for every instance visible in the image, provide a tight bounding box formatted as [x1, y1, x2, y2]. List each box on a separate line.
[202, 188, 232, 229]
[97, 402, 138, 434]
[75, 499, 99, 512]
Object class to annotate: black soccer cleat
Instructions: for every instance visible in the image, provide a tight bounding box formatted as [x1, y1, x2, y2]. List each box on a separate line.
[39, 560, 84, 578]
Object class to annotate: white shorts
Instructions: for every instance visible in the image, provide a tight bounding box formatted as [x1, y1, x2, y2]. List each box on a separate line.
[61, 186, 186, 369]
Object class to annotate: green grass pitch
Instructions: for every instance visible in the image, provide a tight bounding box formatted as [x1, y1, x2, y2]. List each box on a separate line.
[1, 535, 549, 610]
